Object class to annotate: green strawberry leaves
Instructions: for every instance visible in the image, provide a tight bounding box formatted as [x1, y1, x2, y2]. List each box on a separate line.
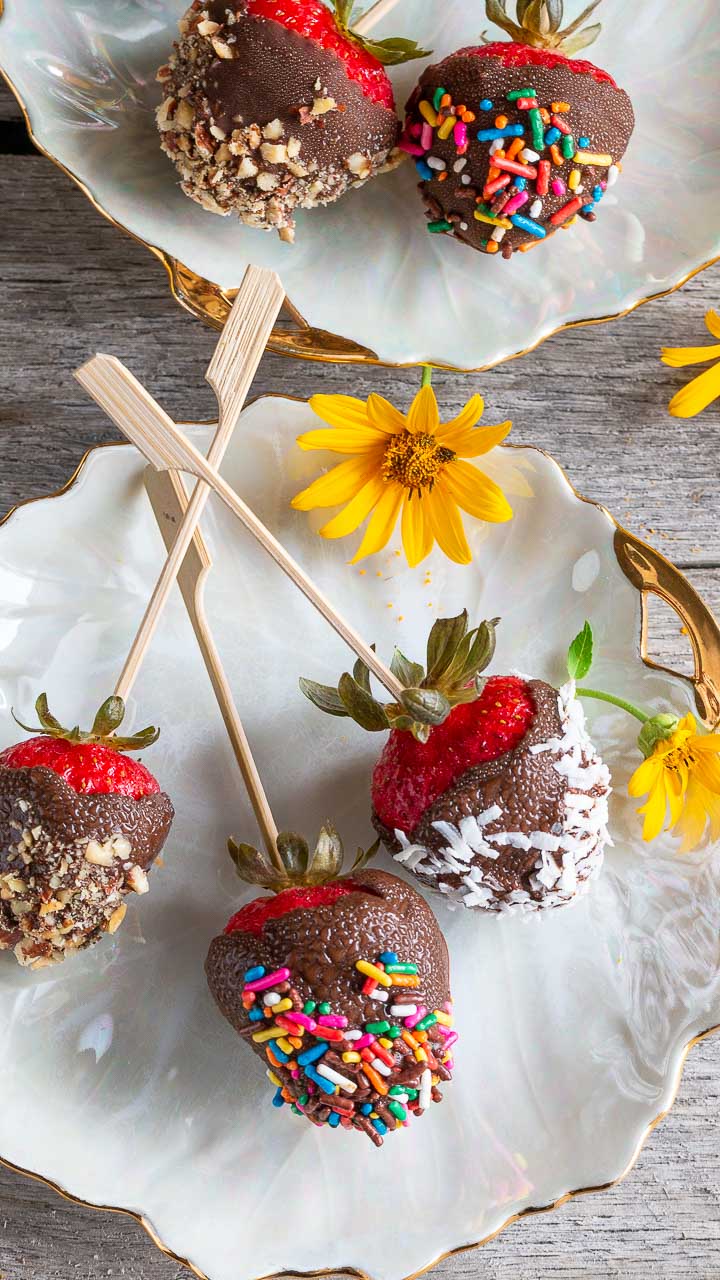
[12, 692, 160, 753]
[328, 1, 431, 65]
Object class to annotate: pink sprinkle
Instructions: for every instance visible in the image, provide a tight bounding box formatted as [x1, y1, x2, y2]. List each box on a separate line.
[552, 179, 566, 197]
[442, 1001, 452, 1013]
[408, 121, 422, 139]
[421, 122, 433, 151]
[404, 1005, 427, 1030]
[283, 1012, 317, 1031]
[453, 121, 467, 149]
[243, 967, 291, 992]
[436, 1023, 452, 1038]
[503, 190, 529, 216]
[600, 180, 607, 190]
[444, 1057, 455, 1070]
[353, 1034, 376, 1049]
[318, 1014, 348, 1029]
[399, 138, 425, 157]
[290, 1068, 301, 1079]
[443, 1031, 459, 1050]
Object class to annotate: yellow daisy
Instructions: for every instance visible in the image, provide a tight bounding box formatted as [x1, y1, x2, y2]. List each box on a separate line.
[628, 713, 720, 851]
[662, 308, 720, 418]
[291, 374, 513, 567]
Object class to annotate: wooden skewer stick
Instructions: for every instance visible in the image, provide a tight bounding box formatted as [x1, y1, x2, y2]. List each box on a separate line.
[73, 355, 405, 702]
[75, 264, 284, 703]
[354, 0, 402, 35]
[145, 467, 280, 863]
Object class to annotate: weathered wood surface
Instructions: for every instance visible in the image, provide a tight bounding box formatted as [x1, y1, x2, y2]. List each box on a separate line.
[1, 80, 720, 1280]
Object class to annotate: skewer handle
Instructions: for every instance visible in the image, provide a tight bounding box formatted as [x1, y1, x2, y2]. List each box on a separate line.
[354, 0, 402, 35]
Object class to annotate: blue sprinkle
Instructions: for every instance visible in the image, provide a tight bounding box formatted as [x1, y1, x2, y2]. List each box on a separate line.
[248, 1008, 264, 1022]
[360, 1103, 373, 1116]
[415, 159, 433, 181]
[510, 214, 546, 239]
[297, 1042, 328, 1066]
[480, 98, 493, 111]
[304, 1065, 336, 1094]
[272, 1088, 285, 1108]
[582, 202, 596, 212]
[476, 124, 524, 141]
[327, 1112, 341, 1128]
[372, 1118, 388, 1136]
[593, 184, 604, 201]
[544, 127, 561, 146]
[244, 966, 265, 982]
[579, 135, 591, 148]
[379, 951, 398, 965]
[513, 177, 527, 191]
[271, 1043, 291, 1063]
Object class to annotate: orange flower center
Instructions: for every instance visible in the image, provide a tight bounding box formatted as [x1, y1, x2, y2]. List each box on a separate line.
[381, 430, 455, 494]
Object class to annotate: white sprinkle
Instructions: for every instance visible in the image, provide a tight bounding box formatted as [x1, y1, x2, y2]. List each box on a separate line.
[345, 1030, 363, 1041]
[371, 1057, 392, 1077]
[264, 992, 281, 1006]
[419, 1068, 432, 1111]
[607, 163, 619, 186]
[519, 147, 540, 162]
[490, 137, 504, 154]
[369, 988, 389, 1002]
[426, 156, 446, 171]
[461, 173, 472, 185]
[460, 222, 469, 230]
[390, 1004, 417, 1017]
[317, 1064, 357, 1093]
[529, 198, 543, 218]
[453, 157, 467, 173]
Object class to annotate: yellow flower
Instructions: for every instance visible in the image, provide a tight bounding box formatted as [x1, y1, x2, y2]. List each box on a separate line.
[628, 713, 720, 851]
[662, 308, 720, 418]
[291, 384, 512, 567]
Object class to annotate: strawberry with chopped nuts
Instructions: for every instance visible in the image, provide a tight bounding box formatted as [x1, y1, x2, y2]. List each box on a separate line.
[0, 694, 173, 969]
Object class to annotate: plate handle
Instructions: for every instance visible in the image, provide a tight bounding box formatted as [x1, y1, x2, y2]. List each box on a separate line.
[613, 527, 720, 726]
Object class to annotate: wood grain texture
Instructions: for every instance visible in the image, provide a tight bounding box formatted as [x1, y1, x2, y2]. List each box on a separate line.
[1, 80, 719, 1280]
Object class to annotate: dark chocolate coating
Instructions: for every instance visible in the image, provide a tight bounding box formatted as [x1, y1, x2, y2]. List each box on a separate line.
[0, 765, 174, 966]
[206, 868, 449, 1033]
[406, 49, 635, 256]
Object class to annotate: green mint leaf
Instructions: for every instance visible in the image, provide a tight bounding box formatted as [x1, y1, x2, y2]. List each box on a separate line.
[567, 621, 594, 681]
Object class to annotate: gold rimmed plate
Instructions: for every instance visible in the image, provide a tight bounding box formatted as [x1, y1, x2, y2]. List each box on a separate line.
[1, 397, 720, 1279]
[2, 0, 720, 367]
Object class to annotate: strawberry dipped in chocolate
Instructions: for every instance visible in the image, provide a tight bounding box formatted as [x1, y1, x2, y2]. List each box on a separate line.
[401, 0, 634, 258]
[157, 0, 428, 241]
[0, 695, 173, 969]
[205, 826, 455, 1146]
[301, 612, 611, 914]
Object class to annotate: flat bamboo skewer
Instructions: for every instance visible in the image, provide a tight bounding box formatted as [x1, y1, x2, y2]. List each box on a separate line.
[354, 0, 402, 35]
[75, 264, 285, 703]
[73, 356, 405, 703]
[145, 467, 279, 861]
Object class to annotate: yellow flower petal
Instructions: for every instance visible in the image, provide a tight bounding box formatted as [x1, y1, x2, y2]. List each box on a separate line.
[425, 480, 472, 565]
[628, 752, 663, 798]
[436, 395, 485, 440]
[442, 459, 513, 523]
[689, 732, 720, 752]
[661, 343, 720, 368]
[445, 420, 513, 459]
[309, 394, 372, 430]
[691, 751, 720, 794]
[291, 456, 378, 511]
[350, 483, 404, 563]
[637, 776, 668, 842]
[664, 767, 686, 827]
[705, 308, 720, 340]
[406, 385, 440, 436]
[296, 428, 388, 455]
[366, 393, 406, 435]
[673, 776, 710, 852]
[401, 493, 434, 568]
[668, 360, 720, 419]
[319, 473, 387, 539]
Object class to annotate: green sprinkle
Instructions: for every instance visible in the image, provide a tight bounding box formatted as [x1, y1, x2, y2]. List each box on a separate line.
[507, 87, 536, 100]
[291, 1104, 302, 1115]
[318, 1002, 331, 1016]
[386, 1026, 403, 1040]
[303, 1000, 316, 1014]
[388, 1101, 408, 1122]
[385, 963, 418, 975]
[427, 220, 452, 234]
[389, 1085, 405, 1096]
[365, 1020, 391, 1035]
[415, 1013, 438, 1031]
[298, 1093, 309, 1106]
[404, 1087, 419, 1100]
[528, 108, 545, 152]
[562, 133, 575, 159]
[432, 86, 447, 112]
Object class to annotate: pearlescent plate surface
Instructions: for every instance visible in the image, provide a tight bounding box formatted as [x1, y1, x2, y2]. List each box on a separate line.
[1, 398, 719, 1280]
[1, 1, 720, 368]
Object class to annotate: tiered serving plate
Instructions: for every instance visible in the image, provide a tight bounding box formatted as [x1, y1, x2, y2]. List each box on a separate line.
[1, 0, 720, 367]
[1, 397, 720, 1280]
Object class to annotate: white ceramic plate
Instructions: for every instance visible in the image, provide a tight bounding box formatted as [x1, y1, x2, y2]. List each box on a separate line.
[1, 399, 720, 1280]
[2, 1, 720, 368]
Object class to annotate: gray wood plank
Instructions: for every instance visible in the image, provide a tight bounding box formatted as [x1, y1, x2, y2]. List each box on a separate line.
[1, 78, 719, 1280]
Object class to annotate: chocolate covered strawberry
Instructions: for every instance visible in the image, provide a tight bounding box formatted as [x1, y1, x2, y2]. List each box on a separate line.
[157, 0, 428, 240]
[302, 611, 611, 914]
[0, 695, 173, 968]
[402, 0, 634, 258]
[205, 826, 455, 1145]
